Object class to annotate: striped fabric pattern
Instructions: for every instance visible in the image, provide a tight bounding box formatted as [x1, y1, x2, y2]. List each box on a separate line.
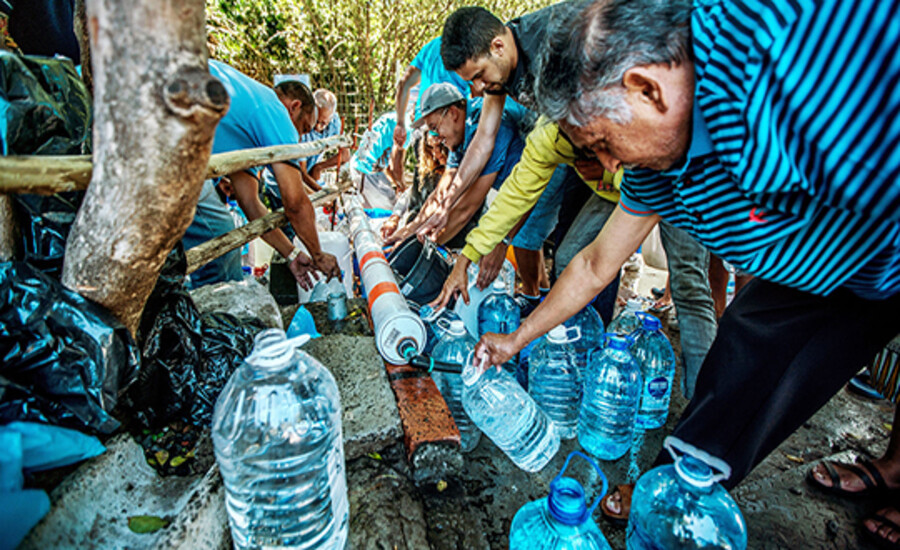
[620, 0, 900, 299]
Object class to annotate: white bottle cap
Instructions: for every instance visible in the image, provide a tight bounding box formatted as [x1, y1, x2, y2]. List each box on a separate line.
[626, 298, 643, 312]
[547, 325, 568, 343]
[449, 320, 466, 335]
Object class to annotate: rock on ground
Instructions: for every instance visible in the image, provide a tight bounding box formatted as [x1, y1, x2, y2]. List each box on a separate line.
[191, 279, 283, 329]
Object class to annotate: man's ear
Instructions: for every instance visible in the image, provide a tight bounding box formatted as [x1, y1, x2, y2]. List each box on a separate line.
[490, 35, 505, 58]
[623, 67, 667, 113]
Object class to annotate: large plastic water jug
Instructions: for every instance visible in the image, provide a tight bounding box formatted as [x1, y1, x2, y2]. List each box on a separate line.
[454, 260, 515, 337]
[578, 333, 642, 460]
[626, 437, 747, 550]
[418, 305, 462, 355]
[294, 232, 354, 302]
[528, 325, 583, 439]
[632, 312, 676, 430]
[431, 320, 482, 453]
[462, 358, 559, 472]
[563, 305, 604, 374]
[509, 451, 612, 550]
[608, 299, 643, 336]
[478, 279, 521, 373]
[212, 329, 348, 550]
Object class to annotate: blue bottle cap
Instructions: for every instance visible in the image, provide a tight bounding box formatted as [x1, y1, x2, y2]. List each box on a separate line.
[548, 477, 590, 525]
[604, 333, 632, 350]
[547, 451, 608, 526]
[636, 311, 661, 331]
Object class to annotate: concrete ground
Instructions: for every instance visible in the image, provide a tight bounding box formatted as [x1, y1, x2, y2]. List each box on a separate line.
[21, 263, 895, 549]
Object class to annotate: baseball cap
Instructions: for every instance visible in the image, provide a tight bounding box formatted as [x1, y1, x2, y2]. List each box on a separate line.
[412, 83, 465, 128]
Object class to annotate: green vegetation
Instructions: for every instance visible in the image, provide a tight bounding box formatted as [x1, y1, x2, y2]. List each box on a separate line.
[206, 0, 556, 128]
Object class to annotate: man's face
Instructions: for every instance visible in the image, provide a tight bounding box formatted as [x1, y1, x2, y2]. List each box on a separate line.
[456, 53, 511, 95]
[283, 98, 317, 136]
[423, 105, 465, 150]
[314, 106, 335, 133]
[559, 98, 690, 173]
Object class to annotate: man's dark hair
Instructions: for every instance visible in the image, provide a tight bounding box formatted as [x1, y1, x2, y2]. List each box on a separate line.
[275, 80, 315, 112]
[441, 7, 506, 71]
[536, 0, 692, 125]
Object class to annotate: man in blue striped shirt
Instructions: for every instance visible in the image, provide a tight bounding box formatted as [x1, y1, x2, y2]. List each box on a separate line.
[474, 0, 900, 535]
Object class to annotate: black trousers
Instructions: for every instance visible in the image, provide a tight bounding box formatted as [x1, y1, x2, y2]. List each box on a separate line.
[655, 278, 900, 489]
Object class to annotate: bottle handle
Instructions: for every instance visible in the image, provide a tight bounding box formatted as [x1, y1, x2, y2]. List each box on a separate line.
[435, 317, 453, 332]
[565, 325, 582, 344]
[664, 436, 731, 486]
[554, 451, 609, 517]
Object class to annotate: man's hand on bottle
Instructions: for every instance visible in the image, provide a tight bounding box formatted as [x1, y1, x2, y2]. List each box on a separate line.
[312, 251, 342, 282]
[431, 256, 471, 310]
[288, 251, 320, 291]
[474, 332, 520, 371]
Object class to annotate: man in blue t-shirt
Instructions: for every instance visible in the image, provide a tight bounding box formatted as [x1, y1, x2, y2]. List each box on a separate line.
[389, 37, 471, 185]
[299, 88, 349, 186]
[184, 60, 339, 288]
[385, 83, 524, 251]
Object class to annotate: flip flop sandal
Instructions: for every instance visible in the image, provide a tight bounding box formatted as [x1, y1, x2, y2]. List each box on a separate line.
[600, 484, 633, 526]
[862, 512, 900, 549]
[806, 458, 890, 498]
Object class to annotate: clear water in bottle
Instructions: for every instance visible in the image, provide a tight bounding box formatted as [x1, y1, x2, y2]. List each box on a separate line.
[632, 312, 676, 430]
[516, 338, 539, 391]
[509, 451, 612, 550]
[627, 437, 747, 550]
[478, 279, 521, 374]
[418, 305, 462, 355]
[431, 320, 482, 453]
[528, 325, 583, 439]
[579, 333, 642, 460]
[608, 299, 644, 336]
[212, 329, 348, 550]
[563, 305, 605, 374]
[462, 360, 560, 472]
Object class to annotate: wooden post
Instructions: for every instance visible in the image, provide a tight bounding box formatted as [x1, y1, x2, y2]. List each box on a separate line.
[61, 0, 228, 335]
[0, 195, 18, 261]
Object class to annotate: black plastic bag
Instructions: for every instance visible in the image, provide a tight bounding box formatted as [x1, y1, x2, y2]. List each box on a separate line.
[1, 51, 92, 276]
[0, 51, 91, 155]
[126, 246, 263, 428]
[0, 261, 140, 434]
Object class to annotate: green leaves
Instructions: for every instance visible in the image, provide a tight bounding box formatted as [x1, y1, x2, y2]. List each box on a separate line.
[127, 515, 170, 534]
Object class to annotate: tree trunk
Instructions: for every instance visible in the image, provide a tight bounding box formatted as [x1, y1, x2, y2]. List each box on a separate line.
[62, 0, 228, 335]
[74, 0, 92, 95]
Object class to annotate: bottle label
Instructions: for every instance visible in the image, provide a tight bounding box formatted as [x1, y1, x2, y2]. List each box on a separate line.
[647, 377, 669, 399]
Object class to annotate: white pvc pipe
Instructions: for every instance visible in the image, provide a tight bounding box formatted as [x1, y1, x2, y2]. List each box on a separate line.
[346, 195, 426, 364]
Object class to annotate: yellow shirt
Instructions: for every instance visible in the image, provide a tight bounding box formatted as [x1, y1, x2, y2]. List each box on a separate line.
[461, 117, 623, 262]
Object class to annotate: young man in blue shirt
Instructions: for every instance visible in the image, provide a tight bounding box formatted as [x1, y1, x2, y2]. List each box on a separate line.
[474, 0, 900, 540]
[184, 61, 339, 288]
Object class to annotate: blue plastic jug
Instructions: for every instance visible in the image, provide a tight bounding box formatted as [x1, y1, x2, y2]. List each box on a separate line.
[627, 437, 748, 550]
[578, 333, 642, 460]
[509, 451, 612, 549]
[432, 320, 482, 453]
[632, 312, 676, 430]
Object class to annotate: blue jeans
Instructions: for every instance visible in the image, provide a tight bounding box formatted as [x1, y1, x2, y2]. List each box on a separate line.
[659, 221, 718, 399]
[182, 180, 242, 289]
[554, 193, 620, 326]
[511, 165, 573, 251]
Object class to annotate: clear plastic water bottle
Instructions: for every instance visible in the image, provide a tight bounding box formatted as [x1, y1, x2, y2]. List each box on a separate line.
[431, 320, 482, 453]
[212, 329, 348, 550]
[578, 333, 642, 460]
[418, 305, 462, 355]
[627, 437, 747, 550]
[462, 358, 560, 472]
[632, 312, 676, 430]
[529, 325, 583, 439]
[608, 299, 644, 336]
[563, 305, 605, 374]
[455, 260, 515, 336]
[509, 451, 612, 550]
[478, 279, 521, 374]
